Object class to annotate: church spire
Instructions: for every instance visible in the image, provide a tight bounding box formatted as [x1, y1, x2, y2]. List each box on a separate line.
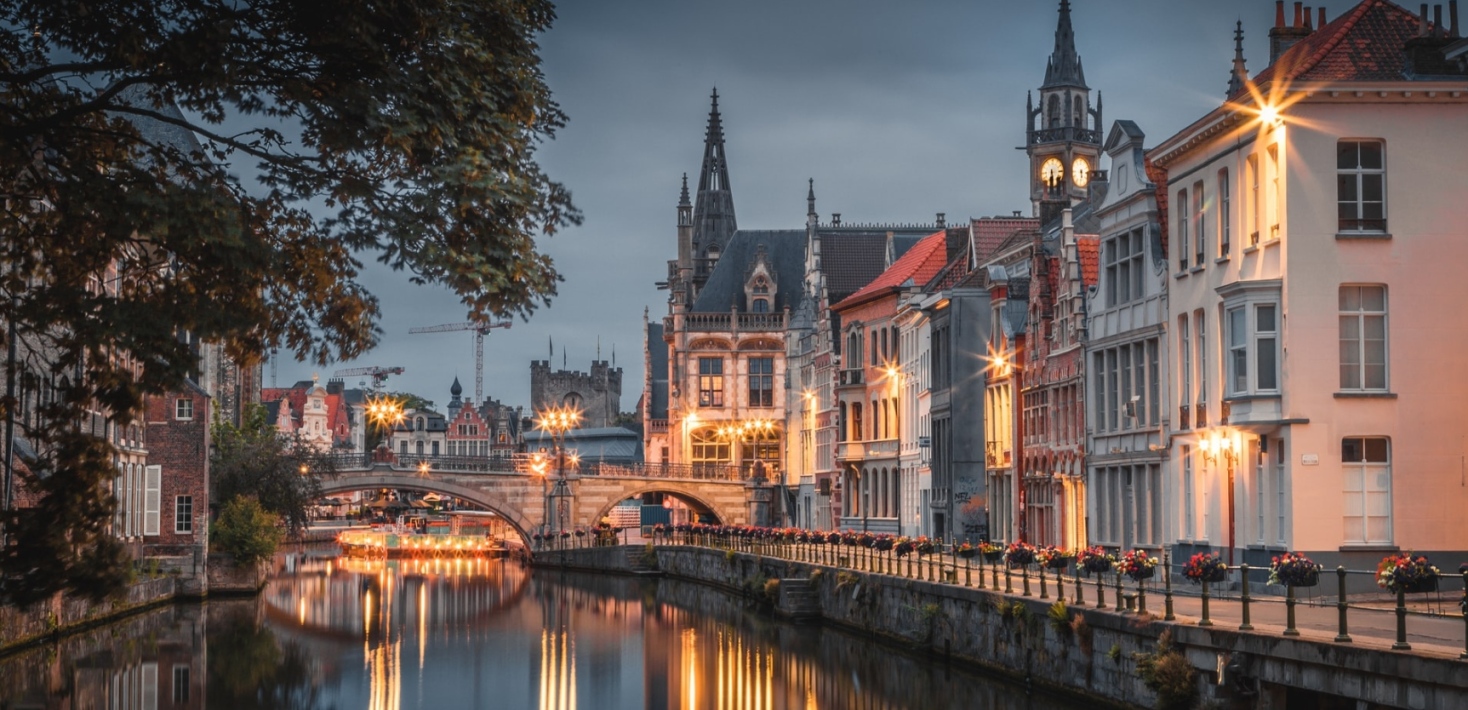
[691, 88, 737, 267]
[1227, 20, 1249, 97]
[1042, 0, 1087, 89]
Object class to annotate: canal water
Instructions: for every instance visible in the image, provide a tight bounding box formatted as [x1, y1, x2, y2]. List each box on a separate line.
[0, 552, 1091, 709]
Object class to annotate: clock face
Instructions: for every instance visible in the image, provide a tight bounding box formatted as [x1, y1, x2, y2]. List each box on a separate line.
[1041, 158, 1064, 187]
[1072, 157, 1091, 188]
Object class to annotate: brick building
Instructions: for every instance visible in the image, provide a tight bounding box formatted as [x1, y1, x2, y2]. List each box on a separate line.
[142, 383, 211, 557]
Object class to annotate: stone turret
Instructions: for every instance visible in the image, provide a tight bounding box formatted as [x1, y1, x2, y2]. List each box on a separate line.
[531, 357, 624, 429]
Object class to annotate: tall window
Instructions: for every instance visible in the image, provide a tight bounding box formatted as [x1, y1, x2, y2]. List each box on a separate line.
[1104, 228, 1145, 306]
[1255, 304, 1278, 391]
[143, 465, 161, 536]
[1342, 437, 1391, 545]
[1194, 310, 1208, 427]
[1267, 144, 1281, 239]
[1247, 154, 1261, 246]
[1337, 140, 1386, 232]
[1218, 168, 1231, 256]
[1147, 339, 1160, 425]
[175, 495, 193, 534]
[1227, 306, 1248, 395]
[1192, 181, 1206, 267]
[1176, 188, 1190, 271]
[748, 357, 774, 407]
[1178, 316, 1191, 428]
[1182, 446, 1195, 540]
[1340, 285, 1388, 391]
[698, 357, 724, 407]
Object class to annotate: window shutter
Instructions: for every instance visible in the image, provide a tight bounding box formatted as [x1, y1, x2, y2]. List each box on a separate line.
[144, 465, 162, 536]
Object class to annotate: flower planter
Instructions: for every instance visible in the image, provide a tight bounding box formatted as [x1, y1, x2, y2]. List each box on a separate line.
[1401, 576, 1439, 594]
[981, 551, 1004, 563]
[1125, 568, 1155, 582]
[956, 548, 977, 559]
[1045, 557, 1074, 570]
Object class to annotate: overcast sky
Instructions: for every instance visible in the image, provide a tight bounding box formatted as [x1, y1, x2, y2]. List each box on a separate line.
[279, 0, 1298, 411]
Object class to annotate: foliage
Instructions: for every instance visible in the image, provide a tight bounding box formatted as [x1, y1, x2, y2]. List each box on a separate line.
[1037, 545, 1075, 570]
[954, 541, 976, 558]
[1070, 613, 1094, 655]
[1047, 600, 1071, 636]
[761, 577, 781, 604]
[207, 605, 320, 709]
[835, 571, 860, 592]
[1268, 551, 1322, 587]
[0, 430, 132, 606]
[211, 404, 335, 536]
[1377, 553, 1440, 593]
[1135, 630, 1197, 710]
[640, 543, 659, 569]
[1107, 643, 1123, 663]
[211, 497, 283, 565]
[0, 0, 577, 602]
[979, 541, 1004, 560]
[1004, 542, 1036, 567]
[1183, 552, 1229, 585]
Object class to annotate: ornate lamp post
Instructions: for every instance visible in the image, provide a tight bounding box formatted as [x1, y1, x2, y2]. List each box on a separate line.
[536, 404, 581, 546]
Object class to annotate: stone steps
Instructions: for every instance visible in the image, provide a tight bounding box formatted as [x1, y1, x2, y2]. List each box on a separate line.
[777, 578, 821, 620]
[625, 546, 662, 575]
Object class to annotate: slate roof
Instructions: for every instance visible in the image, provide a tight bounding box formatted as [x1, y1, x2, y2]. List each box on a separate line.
[647, 321, 668, 420]
[1251, 0, 1425, 86]
[820, 231, 922, 304]
[690, 229, 805, 313]
[833, 231, 948, 310]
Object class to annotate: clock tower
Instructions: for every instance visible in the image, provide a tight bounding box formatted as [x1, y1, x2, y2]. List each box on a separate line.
[1026, 0, 1101, 225]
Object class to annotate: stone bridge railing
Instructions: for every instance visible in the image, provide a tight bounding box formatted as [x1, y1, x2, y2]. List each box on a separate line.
[321, 452, 750, 483]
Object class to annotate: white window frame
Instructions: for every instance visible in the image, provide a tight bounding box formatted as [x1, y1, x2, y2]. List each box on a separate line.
[1219, 280, 1283, 398]
[1182, 446, 1195, 540]
[1337, 139, 1386, 233]
[175, 398, 193, 421]
[1339, 284, 1388, 392]
[1176, 187, 1190, 271]
[1218, 167, 1231, 256]
[1342, 436, 1391, 545]
[1192, 181, 1206, 267]
[175, 495, 193, 534]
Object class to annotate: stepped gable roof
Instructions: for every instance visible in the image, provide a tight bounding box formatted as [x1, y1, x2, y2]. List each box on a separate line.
[819, 230, 922, 304]
[1078, 236, 1100, 286]
[690, 229, 805, 313]
[1251, 0, 1422, 86]
[833, 231, 949, 311]
[647, 321, 668, 420]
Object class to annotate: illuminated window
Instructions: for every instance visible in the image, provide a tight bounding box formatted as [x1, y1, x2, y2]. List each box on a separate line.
[690, 428, 729, 463]
[698, 358, 724, 407]
[748, 357, 773, 407]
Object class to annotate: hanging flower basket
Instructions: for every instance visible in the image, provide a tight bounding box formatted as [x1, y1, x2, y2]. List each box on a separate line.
[1183, 552, 1229, 584]
[1377, 553, 1441, 594]
[894, 538, 915, 557]
[1268, 552, 1321, 588]
[979, 542, 1004, 562]
[1037, 546, 1075, 570]
[955, 542, 977, 559]
[915, 537, 936, 556]
[1078, 546, 1116, 576]
[1004, 542, 1036, 567]
[873, 535, 895, 552]
[1119, 549, 1157, 581]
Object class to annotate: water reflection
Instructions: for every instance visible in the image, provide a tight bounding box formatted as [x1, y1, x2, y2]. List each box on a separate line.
[0, 555, 1085, 709]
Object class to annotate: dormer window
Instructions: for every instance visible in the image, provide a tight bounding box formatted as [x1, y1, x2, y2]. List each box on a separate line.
[752, 299, 769, 313]
[753, 277, 768, 294]
[745, 269, 777, 313]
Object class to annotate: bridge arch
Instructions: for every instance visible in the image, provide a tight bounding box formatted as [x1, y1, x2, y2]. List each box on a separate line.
[587, 483, 741, 527]
[318, 475, 539, 546]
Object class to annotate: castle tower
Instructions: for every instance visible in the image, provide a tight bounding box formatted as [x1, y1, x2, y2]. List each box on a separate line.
[1026, 0, 1102, 225]
[531, 357, 624, 429]
[690, 88, 737, 295]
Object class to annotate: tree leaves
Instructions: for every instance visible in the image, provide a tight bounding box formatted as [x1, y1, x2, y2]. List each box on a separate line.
[1, 0, 576, 602]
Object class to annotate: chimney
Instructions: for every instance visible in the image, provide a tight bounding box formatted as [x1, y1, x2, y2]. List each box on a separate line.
[1435, 4, 1445, 36]
[1270, 1, 1315, 64]
[1319, 7, 1327, 27]
[831, 213, 841, 226]
[1304, 6, 1313, 29]
[1421, 3, 1430, 36]
[1406, 4, 1458, 73]
[1452, 0, 1460, 37]
[936, 213, 946, 228]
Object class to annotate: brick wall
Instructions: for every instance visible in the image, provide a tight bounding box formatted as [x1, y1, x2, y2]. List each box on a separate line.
[144, 384, 210, 553]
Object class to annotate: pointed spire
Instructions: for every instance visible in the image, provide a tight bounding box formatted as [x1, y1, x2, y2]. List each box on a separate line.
[1227, 20, 1250, 97]
[678, 173, 690, 207]
[806, 178, 816, 218]
[450, 376, 463, 397]
[692, 88, 737, 262]
[548, 335, 553, 361]
[1042, 0, 1087, 89]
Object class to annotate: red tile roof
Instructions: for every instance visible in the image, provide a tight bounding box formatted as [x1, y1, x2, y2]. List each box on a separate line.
[833, 231, 949, 311]
[1251, 0, 1421, 86]
[1078, 236, 1100, 286]
[972, 216, 1040, 264]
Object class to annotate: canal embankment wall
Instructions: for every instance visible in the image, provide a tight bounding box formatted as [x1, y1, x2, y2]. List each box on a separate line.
[534, 544, 1468, 710]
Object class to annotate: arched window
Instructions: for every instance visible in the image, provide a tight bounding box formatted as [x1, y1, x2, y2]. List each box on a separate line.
[690, 428, 730, 463]
[416, 417, 425, 431]
[752, 299, 769, 313]
[1048, 95, 1060, 128]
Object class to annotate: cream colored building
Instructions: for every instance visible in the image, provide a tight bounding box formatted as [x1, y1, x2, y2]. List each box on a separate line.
[1150, 0, 1468, 575]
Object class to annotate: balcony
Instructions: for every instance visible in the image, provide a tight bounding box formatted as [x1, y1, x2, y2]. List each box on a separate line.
[673, 311, 787, 333]
[1029, 126, 1102, 145]
[837, 368, 864, 388]
[837, 439, 898, 462]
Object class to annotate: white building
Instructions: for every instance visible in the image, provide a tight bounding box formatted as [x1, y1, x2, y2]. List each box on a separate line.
[1149, 0, 1468, 575]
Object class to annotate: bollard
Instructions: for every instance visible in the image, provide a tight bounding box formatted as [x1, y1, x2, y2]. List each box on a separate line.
[1239, 564, 1254, 631]
[1335, 566, 1352, 643]
[1040, 567, 1048, 599]
[1056, 567, 1066, 603]
[1073, 569, 1085, 606]
[1284, 584, 1299, 636]
[991, 558, 1000, 590]
[1114, 572, 1124, 611]
[1163, 553, 1175, 621]
[1199, 579, 1212, 626]
[1392, 588, 1411, 650]
[1137, 578, 1148, 616]
[1095, 571, 1107, 610]
[966, 559, 973, 587]
[1005, 564, 1013, 594]
[1022, 566, 1032, 596]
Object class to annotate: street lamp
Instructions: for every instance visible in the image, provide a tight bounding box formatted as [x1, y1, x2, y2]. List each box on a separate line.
[536, 404, 582, 545]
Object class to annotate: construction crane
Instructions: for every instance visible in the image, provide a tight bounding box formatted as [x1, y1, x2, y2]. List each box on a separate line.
[332, 366, 405, 390]
[407, 321, 511, 403]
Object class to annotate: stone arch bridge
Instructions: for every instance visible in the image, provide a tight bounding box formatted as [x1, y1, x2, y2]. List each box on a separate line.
[317, 454, 768, 543]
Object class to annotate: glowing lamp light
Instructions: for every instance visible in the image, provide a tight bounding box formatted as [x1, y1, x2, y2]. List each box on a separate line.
[1258, 103, 1280, 126]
